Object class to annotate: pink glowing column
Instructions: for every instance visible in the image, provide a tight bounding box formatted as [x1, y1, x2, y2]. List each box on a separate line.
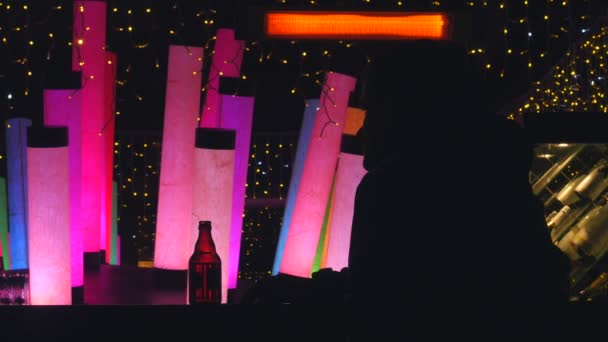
[27, 127, 71, 305]
[218, 78, 255, 289]
[102, 52, 117, 263]
[154, 45, 204, 270]
[73, 0, 107, 256]
[324, 135, 367, 271]
[192, 128, 236, 303]
[280, 72, 356, 277]
[200, 28, 245, 128]
[43, 89, 83, 289]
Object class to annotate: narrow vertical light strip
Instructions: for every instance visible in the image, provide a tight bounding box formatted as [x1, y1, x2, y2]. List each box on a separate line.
[218, 78, 255, 289]
[0, 177, 8, 270]
[200, 28, 245, 128]
[272, 99, 319, 275]
[280, 72, 356, 277]
[192, 128, 236, 303]
[311, 172, 336, 274]
[27, 127, 71, 305]
[73, 0, 107, 257]
[154, 45, 204, 270]
[102, 52, 117, 263]
[110, 181, 119, 265]
[43, 89, 84, 290]
[324, 135, 367, 272]
[6, 117, 31, 270]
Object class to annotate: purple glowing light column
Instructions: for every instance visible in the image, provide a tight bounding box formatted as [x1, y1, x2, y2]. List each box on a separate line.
[43, 89, 84, 291]
[102, 52, 117, 263]
[6, 117, 32, 270]
[73, 0, 107, 258]
[324, 135, 367, 271]
[27, 127, 71, 305]
[280, 72, 356, 277]
[154, 45, 204, 270]
[192, 128, 236, 303]
[0, 177, 7, 270]
[217, 78, 255, 289]
[272, 99, 319, 275]
[200, 28, 245, 128]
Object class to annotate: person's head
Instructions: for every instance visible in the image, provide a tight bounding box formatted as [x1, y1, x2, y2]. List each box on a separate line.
[358, 40, 483, 170]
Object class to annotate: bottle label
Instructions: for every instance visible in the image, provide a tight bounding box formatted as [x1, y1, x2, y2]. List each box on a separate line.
[189, 262, 221, 304]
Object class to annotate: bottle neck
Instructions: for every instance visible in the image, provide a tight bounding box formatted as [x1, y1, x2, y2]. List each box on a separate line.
[195, 226, 216, 254]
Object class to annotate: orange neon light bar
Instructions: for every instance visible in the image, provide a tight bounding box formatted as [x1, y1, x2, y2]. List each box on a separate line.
[265, 12, 451, 40]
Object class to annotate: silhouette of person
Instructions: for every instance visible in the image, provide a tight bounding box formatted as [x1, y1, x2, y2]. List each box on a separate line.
[346, 40, 571, 338]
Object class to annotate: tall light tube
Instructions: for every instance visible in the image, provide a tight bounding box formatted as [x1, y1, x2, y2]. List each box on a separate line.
[154, 45, 204, 270]
[324, 135, 367, 271]
[0, 177, 8, 270]
[6, 117, 31, 270]
[192, 128, 236, 304]
[272, 99, 319, 275]
[110, 181, 119, 265]
[200, 28, 245, 128]
[279, 72, 356, 277]
[102, 51, 117, 263]
[43, 89, 84, 295]
[27, 127, 71, 305]
[73, 0, 107, 261]
[218, 77, 255, 290]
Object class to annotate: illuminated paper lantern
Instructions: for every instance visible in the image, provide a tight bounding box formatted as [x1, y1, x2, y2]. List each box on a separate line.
[0, 177, 8, 270]
[102, 52, 117, 263]
[192, 128, 236, 303]
[6, 117, 32, 270]
[73, 0, 107, 259]
[324, 135, 367, 271]
[264, 12, 451, 40]
[200, 28, 245, 128]
[43, 89, 84, 294]
[27, 127, 71, 305]
[110, 181, 119, 265]
[272, 99, 319, 275]
[280, 72, 356, 277]
[311, 173, 336, 274]
[217, 78, 255, 289]
[154, 45, 203, 270]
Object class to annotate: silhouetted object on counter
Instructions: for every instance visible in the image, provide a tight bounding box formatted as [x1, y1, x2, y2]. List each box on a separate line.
[188, 221, 221, 304]
[242, 40, 570, 337]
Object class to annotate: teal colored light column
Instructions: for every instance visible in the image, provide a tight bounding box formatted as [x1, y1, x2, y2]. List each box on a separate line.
[272, 99, 319, 275]
[0, 177, 9, 270]
[6, 117, 31, 270]
[110, 181, 119, 265]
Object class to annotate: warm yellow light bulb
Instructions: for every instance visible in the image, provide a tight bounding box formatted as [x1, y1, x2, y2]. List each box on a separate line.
[77, 38, 84, 45]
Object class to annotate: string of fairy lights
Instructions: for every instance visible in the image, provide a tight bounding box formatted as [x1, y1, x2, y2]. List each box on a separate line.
[1, 0, 607, 276]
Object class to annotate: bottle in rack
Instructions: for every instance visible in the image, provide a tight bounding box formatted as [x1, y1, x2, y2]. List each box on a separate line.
[188, 221, 221, 304]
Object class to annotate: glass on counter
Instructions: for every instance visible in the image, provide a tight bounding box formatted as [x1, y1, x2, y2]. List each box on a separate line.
[531, 143, 608, 301]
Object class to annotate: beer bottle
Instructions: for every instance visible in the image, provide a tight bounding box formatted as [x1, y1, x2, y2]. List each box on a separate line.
[188, 221, 221, 304]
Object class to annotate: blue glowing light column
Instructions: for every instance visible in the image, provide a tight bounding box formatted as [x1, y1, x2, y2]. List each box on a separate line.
[272, 99, 319, 275]
[0, 177, 8, 270]
[6, 117, 32, 270]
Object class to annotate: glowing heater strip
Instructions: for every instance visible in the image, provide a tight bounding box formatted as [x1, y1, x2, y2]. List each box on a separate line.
[102, 52, 117, 263]
[265, 12, 449, 40]
[43, 89, 84, 288]
[218, 92, 255, 289]
[6, 117, 31, 270]
[27, 127, 71, 305]
[192, 128, 236, 304]
[154, 45, 203, 270]
[280, 72, 356, 277]
[272, 99, 319, 275]
[73, 0, 107, 254]
[324, 136, 367, 272]
[0, 177, 8, 270]
[200, 28, 245, 128]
